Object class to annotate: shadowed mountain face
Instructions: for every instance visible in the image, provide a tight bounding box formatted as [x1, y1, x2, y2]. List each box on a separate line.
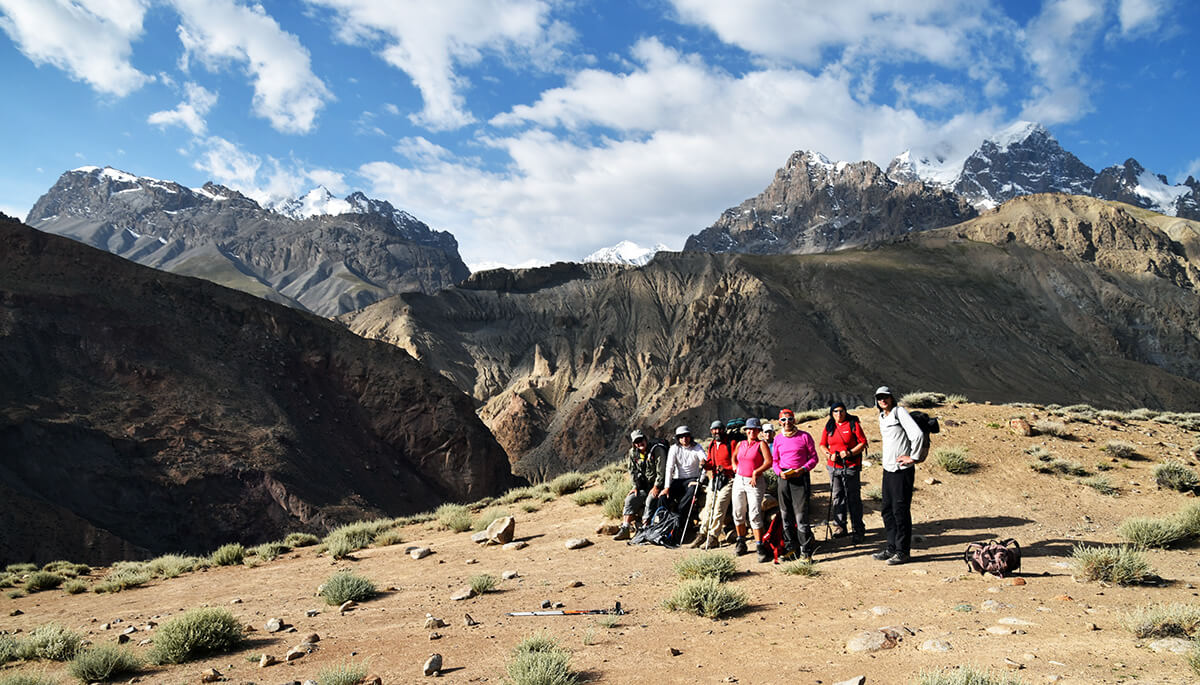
[343, 195, 1200, 479]
[0, 217, 517, 565]
[24, 167, 470, 317]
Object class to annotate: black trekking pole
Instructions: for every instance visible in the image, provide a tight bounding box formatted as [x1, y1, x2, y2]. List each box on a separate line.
[677, 477, 702, 546]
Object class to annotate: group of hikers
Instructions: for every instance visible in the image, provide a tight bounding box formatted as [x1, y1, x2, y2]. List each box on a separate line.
[612, 386, 928, 566]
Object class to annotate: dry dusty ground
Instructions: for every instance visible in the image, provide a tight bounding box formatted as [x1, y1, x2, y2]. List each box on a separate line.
[3, 403, 1200, 685]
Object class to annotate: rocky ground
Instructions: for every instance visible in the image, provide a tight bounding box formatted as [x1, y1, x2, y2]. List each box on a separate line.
[3, 402, 1199, 684]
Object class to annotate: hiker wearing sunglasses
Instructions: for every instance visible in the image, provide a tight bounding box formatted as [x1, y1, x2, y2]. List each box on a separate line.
[664, 425, 704, 515]
[690, 420, 737, 548]
[731, 417, 774, 560]
[772, 408, 818, 561]
[872, 387, 926, 565]
[820, 402, 867, 543]
[613, 430, 667, 541]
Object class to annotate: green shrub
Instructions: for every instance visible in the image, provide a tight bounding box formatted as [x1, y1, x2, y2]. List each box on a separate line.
[1030, 458, 1088, 477]
[0, 675, 61, 685]
[5, 563, 36, 574]
[932, 446, 975, 475]
[145, 554, 197, 578]
[62, 579, 88, 595]
[436, 503, 474, 532]
[373, 529, 404, 547]
[0, 634, 18, 664]
[18, 623, 82, 661]
[69, 645, 142, 682]
[1098, 410, 1128, 423]
[596, 615, 619, 629]
[916, 666, 1028, 685]
[506, 631, 577, 685]
[521, 502, 541, 513]
[1081, 475, 1118, 496]
[40, 561, 89, 578]
[1095, 461, 1113, 471]
[1102, 440, 1138, 459]
[548, 472, 588, 496]
[320, 571, 376, 605]
[944, 393, 968, 404]
[322, 520, 395, 557]
[1119, 513, 1191, 549]
[497, 486, 541, 505]
[0, 573, 14, 588]
[1154, 459, 1199, 492]
[1062, 404, 1097, 421]
[793, 408, 826, 422]
[23, 572, 64, 593]
[316, 660, 369, 685]
[147, 608, 244, 665]
[1127, 408, 1161, 420]
[1121, 602, 1200, 638]
[572, 488, 607, 506]
[284, 532, 319, 547]
[7, 589, 26, 599]
[394, 512, 436, 526]
[662, 577, 747, 618]
[1154, 412, 1200, 432]
[1071, 544, 1153, 585]
[900, 391, 945, 408]
[93, 566, 150, 594]
[250, 542, 290, 561]
[780, 559, 820, 576]
[1024, 446, 1052, 459]
[1189, 641, 1200, 678]
[209, 543, 245, 566]
[471, 507, 513, 532]
[864, 486, 883, 501]
[469, 573, 499, 594]
[673, 553, 737, 582]
[1032, 420, 1072, 439]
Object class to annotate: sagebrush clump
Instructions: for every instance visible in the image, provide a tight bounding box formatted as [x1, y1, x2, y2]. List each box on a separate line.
[17, 623, 82, 661]
[900, 391, 946, 408]
[548, 472, 588, 496]
[1071, 544, 1153, 585]
[316, 660, 369, 685]
[147, 608, 244, 664]
[436, 503, 474, 532]
[209, 543, 245, 566]
[1154, 459, 1198, 492]
[1102, 440, 1138, 459]
[506, 631, 578, 685]
[662, 577, 747, 618]
[932, 446, 975, 474]
[916, 666, 1028, 685]
[321, 571, 376, 605]
[69, 645, 143, 682]
[673, 553, 737, 582]
[1122, 602, 1200, 638]
[22, 571, 64, 593]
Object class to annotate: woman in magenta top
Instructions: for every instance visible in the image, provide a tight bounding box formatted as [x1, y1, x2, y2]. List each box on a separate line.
[771, 408, 818, 560]
[731, 417, 773, 560]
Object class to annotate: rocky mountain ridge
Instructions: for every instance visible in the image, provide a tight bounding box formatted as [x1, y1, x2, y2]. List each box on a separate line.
[0, 215, 517, 564]
[690, 122, 1199, 255]
[24, 166, 470, 316]
[345, 194, 1200, 478]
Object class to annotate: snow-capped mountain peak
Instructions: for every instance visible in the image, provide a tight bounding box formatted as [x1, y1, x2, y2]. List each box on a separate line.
[583, 240, 669, 266]
[987, 120, 1048, 151]
[267, 186, 354, 219]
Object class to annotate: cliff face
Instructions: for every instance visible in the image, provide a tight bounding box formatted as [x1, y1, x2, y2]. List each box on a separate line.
[0, 217, 516, 564]
[344, 195, 1200, 479]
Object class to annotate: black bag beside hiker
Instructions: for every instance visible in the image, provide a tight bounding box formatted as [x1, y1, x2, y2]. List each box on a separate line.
[631, 504, 682, 547]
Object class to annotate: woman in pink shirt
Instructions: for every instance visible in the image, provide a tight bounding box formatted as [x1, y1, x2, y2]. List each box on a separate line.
[772, 408, 818, 561]
[731, 417, 773, 560]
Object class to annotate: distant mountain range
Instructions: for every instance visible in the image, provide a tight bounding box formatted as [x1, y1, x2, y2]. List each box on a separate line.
[687, 122, 1200, 254]
[583, 240, 669, 266]
[24, 167, 470, 316]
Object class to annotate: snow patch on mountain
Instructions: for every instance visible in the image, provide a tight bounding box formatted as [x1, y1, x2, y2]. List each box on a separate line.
[268, 187, 354, 219]
[1134, 170, 1190, 216]
[584, 240, 669, 266]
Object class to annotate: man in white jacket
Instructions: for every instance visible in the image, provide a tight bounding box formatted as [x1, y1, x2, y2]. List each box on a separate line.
[664, 425, 705, 515]
[871, 386, 926, 565]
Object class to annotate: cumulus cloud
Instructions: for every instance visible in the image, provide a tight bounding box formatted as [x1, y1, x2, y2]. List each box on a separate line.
[362, 41, 1002, 267]
[193, 136, 261, 187]
[170, 0, 330, 133]
[307, 0, 564, 130]
[148, 82, 218, 135]
[1019, 0, 1106, 124]
[191, 136, 345, 204]
[0, 0, 150, 96]
[306, 168, 348, 195]
[1117, 0, 1171, 35]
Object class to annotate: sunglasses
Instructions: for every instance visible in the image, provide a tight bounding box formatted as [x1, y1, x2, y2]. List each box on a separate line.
[779, 416, 794, 422]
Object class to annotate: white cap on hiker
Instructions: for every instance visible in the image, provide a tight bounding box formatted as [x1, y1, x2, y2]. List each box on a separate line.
[874, 386, 893, 399]
[675, 425, 691, 437]
[630, 429, 646, 442]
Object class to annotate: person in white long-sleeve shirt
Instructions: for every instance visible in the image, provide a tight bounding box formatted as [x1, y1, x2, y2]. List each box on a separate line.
[871, 386, 926, 566]
[664, 425, 705, 515]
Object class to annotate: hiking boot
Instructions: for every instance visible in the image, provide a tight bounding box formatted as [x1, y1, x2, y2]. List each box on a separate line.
[833, 525, 848, 538]
[612, 525, 631, 541]
[703, 535, 721, 549]
[756, 542, 771, 563]
[872, 549, 895, 561]
[851, 531, 865, 544]
[886, 552, 911, 566]
[734, 537, 749, 556]
[687, 534, 705, 548]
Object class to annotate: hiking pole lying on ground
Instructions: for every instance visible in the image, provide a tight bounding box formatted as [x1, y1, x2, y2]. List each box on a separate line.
[507, 602, 625, 617]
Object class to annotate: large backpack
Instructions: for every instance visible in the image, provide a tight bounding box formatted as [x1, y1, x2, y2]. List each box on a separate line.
[630, 505, 681, 547]
[964, 538, 1021, 577]
[762, 511, 787, 563]
[908, 410, 940, 461]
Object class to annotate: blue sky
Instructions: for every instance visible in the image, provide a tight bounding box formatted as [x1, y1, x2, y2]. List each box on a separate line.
[1, 0, 1197, 269]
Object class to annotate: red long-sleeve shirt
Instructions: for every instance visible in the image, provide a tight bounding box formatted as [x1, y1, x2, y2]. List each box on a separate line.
[819, 419, 868, 468]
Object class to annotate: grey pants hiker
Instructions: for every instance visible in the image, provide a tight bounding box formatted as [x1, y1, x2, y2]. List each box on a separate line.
[827, 466, 864, 533]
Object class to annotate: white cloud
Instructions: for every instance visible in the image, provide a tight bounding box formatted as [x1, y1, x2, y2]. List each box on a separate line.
[191, 136, 338, 204]
[193, 136, 261, 187]
[1117, 0, 1171, 35]
[667, 0, 992, 68]
[361, 42, 1002, 267]
[1019, 0, 1105, 124]
[0, 0, 150, 96]
[1181, 158, 1200, 183]
[169, 0, 330, 133]
[148, 82, 218, 135]
[306, 168, 348, 194]
[306, 0, 564, 130]
[892, 76, 964, 111]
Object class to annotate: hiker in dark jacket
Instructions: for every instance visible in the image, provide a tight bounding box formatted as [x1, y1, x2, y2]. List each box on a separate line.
[820, 402, 868, 543]
[613, 429, 667, 541]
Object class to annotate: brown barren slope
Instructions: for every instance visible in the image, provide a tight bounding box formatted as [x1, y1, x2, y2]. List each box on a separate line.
[2, 402, 1198, 684]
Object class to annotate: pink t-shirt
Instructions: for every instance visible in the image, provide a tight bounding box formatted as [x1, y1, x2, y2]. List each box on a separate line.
[735, 439, 765, 477]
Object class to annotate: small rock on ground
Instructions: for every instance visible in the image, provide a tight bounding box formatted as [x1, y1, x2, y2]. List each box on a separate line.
[410, 547, 433, 560]
[986, 626, 1015, 635]
[502, 570, 519, 580]
[998, 617, 1036, 626]
[265, 618, 283, 633]
[470, 531, 489, 544]
[424, 617, 447, 630]
[424, 653, 443, 676]
[845, 629, 899, 653]
[503, 541, 528, 550]
[200, 668, 221, 683]
[451, 587, 477, 601]
[565, 538, 592, 550]
[919, 639, 952, 652]
[1148, 637, 1194, 654]
[259, 654, 277, 668]
[834, 677, 866, 685]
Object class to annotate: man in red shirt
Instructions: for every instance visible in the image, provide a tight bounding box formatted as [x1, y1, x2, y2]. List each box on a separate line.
[690, 420, 736, 549]
[819, 402, 868, 543]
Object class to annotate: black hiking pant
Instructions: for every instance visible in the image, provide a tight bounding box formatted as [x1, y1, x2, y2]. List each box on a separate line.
[828, 466, 864, 533]
[881, 467, 916, 555]
[777, 470, 814, 555]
